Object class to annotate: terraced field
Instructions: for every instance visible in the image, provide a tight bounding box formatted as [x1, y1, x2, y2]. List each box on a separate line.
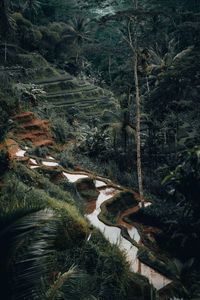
[34, 73, 119, 120]
[4, 52, 119, 122]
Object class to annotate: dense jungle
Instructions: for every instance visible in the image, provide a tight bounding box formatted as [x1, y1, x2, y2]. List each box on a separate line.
[0, 0, 200, 299]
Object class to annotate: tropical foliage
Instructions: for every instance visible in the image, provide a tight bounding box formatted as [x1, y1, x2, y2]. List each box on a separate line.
[0, 0, 199, 299]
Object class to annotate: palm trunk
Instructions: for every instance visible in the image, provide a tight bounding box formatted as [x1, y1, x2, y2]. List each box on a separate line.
[134, 51, 144, 205]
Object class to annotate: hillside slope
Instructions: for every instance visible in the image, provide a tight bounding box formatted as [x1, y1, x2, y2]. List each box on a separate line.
[2, 51, 119, 123]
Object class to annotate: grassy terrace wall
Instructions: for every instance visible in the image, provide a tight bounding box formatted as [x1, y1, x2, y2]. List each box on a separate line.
[0, 161, 156, 299]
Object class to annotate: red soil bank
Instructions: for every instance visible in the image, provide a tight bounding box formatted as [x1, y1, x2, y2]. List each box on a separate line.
[12, 112, 53, 147]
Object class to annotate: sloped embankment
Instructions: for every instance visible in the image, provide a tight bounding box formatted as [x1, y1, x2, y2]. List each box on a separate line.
[34, 73, 118, 120]
[12, 112, 53, 147]
[3, 52, 119, 122]
[0, 145, 156, 300]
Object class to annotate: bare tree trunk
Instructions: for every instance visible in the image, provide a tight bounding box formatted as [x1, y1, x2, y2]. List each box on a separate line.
[127, 87, 131, 107]
[76, 51, 79, 64]
[4, 40, 7, 63]
[108, 55, 112, 84]
[126, 0, 144, 205]
[134, 50, 144, 205]
[146, 75, 150, 93]
[134, 0, 144, 204]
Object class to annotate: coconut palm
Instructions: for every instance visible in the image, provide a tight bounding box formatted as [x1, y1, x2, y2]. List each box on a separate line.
[64, 16, 90, 45]
[147, 38, 194, 76]
[62, 16, 90, 64]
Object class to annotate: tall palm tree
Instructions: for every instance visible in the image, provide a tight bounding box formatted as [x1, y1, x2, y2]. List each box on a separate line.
[147, 39, 194, 75]
[62, 16, 90, 64]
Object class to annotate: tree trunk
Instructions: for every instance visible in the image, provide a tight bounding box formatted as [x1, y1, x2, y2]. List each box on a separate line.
[134, 51, 144, 205]
[122, 126, 127, 153]
[108, 55, 112, 84]
[127, 87, 131, 107]
[4, 40, 7, 63]
[146, 75, 150, 93]
[130, 0, 144, 205]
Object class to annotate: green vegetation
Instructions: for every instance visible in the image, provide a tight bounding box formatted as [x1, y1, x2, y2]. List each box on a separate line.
[0, 0, 199, 299]
[76, 177, 99, 202]
[0, 163, 155, 299]
[0, 149, 10, 175]
[51, 117, 73, 144]
[102, 191, 138, 224]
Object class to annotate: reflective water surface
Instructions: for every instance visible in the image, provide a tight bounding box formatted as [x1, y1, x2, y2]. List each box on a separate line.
[64, 172, 171, 290]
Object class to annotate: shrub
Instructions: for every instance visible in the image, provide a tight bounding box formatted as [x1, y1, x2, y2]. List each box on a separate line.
[50, 200, 89, 250]
[52, 118, 72, 144]
[105, 191, 138, 219]
[162, 146, 200, 218]
[26, 146, 49, 158]
[0, 149, 10, 176]
[58, 151, 75, 169]
[0, 174, 47, 221]
[43, 30, 60, 45]
[32, 29, 43, 42]
[77, 126, 114, 159]
[0, 106, 9, 141]
[48, 22, 68, 34]
[14, 164, 74, 204]
[12, 12, 32, 28]
[76, 177, 99, 201]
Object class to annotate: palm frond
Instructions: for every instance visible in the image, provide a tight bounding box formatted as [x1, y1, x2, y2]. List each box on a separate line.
[49, 270, 96, 300]
[46, 265, 78, 300]
[0, 209, 57, 300]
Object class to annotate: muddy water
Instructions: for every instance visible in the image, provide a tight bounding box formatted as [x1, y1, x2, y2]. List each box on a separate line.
[30, 158, 37, 165]
[95, 180, 107, 188]
[42, 161, 59, 167]
[30, 166, 40, 169]
[13, 148, 171, 290]
[63, 172, 89, 182]
[16, 149, 26, 157]
[46, 156, 55, 160]
[63, 172, 171, 290]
